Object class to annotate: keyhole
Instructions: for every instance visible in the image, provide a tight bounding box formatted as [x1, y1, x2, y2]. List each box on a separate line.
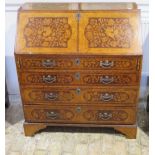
[75, 58, 80, 65]
[75, 72, 80, 80]
[76, 106, 81, 113]
[76, 88, 81, 95]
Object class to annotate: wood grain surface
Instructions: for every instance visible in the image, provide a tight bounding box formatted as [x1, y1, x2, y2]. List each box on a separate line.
[23, 105, 136, 124]
[21, 86, 139, 105]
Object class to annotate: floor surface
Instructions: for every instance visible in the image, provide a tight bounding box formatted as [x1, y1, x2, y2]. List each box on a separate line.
[5, 98, 149, 155]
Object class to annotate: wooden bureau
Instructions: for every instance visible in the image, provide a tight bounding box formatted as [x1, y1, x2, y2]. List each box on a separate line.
[15, 3, 142, 138]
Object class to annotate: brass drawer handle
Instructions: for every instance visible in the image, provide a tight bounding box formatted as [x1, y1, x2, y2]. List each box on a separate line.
[42, 59, 55, 67]
[98, 112, 112, 120]
[100, 76, 114, 84]
[100, 60, 114, 68]
[45, 93, 57, 101]
[46, 111, 58, 119]
[100, 93, 114, 102]
[43, 75, 56, 83]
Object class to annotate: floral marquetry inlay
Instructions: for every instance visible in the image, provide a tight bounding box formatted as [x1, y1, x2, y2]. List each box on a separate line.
[24, 17, 72, 48]
[85, 18, 133, 48]
[83, 110, 128, 121]
[31, 109, 74, 120]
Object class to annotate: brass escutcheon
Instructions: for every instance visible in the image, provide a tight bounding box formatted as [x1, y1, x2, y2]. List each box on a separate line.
[75, 72, 80, 80]
[76, 88, 81, 95]
[75, 58, 80, 65]
[76, 106, 81, 113]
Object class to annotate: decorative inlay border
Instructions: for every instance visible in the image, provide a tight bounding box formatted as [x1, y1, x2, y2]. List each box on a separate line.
[83, 110, 128, 121]
[31, 109, 74, 120]
[28, 90, 74, 102]
[83, 91, 130, 102]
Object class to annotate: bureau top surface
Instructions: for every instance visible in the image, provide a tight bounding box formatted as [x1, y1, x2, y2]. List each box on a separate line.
[15, 3, 142, 55]
[20, 3, 137, 11]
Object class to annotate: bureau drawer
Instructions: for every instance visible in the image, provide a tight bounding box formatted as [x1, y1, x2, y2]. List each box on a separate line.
[24, 105, 136, 124]
[21, 86, 138, 105]
[19, 71, 140, 86]
[15, 55, 142, 71]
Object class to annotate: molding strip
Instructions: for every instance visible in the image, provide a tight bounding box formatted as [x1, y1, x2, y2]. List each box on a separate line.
[5, 2, 149, 22]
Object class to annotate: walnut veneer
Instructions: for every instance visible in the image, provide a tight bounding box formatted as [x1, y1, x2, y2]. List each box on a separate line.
[15, 3, 142, 138]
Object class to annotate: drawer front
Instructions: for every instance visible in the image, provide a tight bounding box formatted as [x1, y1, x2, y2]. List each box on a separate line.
[21, 87, 138, 105]
[19, 71, 140, 86]
[24, 105, 136, 124]
[15, 55, 142, 71]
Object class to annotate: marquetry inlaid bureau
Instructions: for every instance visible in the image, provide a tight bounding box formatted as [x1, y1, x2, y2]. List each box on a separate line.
[15, 3, 142, 138]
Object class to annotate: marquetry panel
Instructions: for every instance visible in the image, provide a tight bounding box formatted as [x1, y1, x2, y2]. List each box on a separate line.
[79, 11, 141, 54]
[22, 87, 75, 103]
[15, 12, 77, 54]
[83, 88, 138, 104]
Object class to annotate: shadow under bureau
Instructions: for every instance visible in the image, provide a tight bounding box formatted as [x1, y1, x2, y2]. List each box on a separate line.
[15, 3, 142, 138]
